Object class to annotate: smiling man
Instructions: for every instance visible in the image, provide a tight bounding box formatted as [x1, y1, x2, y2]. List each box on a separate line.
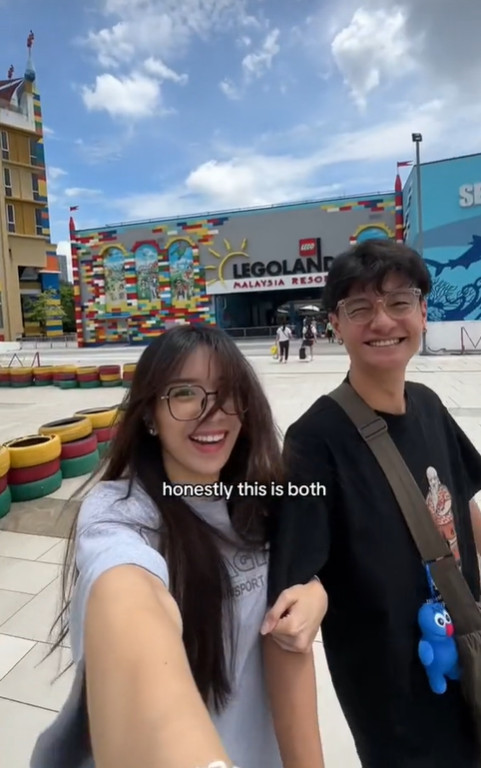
[266, 240, 481, 768]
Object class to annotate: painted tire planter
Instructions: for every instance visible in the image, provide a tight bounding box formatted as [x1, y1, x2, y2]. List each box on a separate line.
[33, 366, 54, 386]
[61, 449, 100, 479]
[93, 426, 118, 443]
[7, 434, 61, 469]
[74, 407, 119, 430]
[59, 380, 78, 389]
[0, 370, 10, 386]
[10, 369, 33, 387]
[39, 416, 92, 443]
[0, 473, 7, 494]
[8, 457, 61, 485]
[98, 441, 110, 458]
[10, 469, 63, 502]
[122, 363, 136, 387]
[0, 486, 12, 518]
[61, 433, 98, 460]
[0, 445, 10, 477]
[53, 366, 77, 386]
[99, 365, 121, 387]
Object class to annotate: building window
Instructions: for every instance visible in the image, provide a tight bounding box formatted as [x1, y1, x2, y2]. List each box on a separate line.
[32, 173, 40, 201]
[3, 167, 12, 197]
[29, 138, 37, 166]
[6, 204, 15, 233]
[1, 130, 8, 160]
[35, 208, 43, 236]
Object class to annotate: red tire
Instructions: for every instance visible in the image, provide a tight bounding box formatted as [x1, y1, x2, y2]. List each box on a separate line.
[61, 433, 98, 459]
[8, 457, 61, 485]
[98, 365, 121, 376]
[0, 474, 7, 493]
[54, 373, 76, 381]
[94, 426, 118, 443]
[10, 374, 32, 382]
[77, 374, 99, 383]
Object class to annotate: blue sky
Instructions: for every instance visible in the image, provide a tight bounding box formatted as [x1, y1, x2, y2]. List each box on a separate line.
[2, 0, 480, 260]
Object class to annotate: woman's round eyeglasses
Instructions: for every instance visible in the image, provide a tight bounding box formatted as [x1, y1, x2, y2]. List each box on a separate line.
[159, 384, 240, 422]
[337, 288, 422, 324]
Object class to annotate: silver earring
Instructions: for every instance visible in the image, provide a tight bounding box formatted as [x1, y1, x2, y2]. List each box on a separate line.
[148, 425, 157, 436]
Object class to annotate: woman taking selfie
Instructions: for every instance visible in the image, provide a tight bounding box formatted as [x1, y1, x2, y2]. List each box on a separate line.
[31, 324, 326, 768]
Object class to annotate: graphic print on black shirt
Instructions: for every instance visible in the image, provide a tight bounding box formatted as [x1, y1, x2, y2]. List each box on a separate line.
[425, 466, 460, 563]
[268, 382, 481, 768]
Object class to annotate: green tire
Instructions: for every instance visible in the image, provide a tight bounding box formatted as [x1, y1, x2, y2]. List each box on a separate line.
[0, 486, 12, 518]
[122, 381, 131, 388]
[10, 470, 62, 503]
[101, 380, 122, 387]
[59, 380, 78, 389]
[61, 449, 100, 479]
[0, 382, 10, 387]
[98, 441, 110, 458]
[79, 381, 101, 388]
[34, 380, 51, 386]
[10, 382, 32, 388]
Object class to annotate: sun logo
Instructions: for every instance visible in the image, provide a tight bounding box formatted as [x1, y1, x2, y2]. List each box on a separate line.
[205, 238, 249, 287]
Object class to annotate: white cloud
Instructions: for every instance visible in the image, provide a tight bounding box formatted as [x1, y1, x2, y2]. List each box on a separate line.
[81, 72, 162, 119]
[331, 7, 414, 107]
[143, 57, 188, 85]
[64, 187, 101, 198]
[43, 125, 55, 136]
[85, 0, 257, 67]
[219, 79, 241, 100]
[242, 28, 280, 79]
[48, 167, 67, 180]
[329, 0, 481, 108]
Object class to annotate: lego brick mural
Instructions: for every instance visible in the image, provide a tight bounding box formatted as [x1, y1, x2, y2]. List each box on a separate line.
[71, 217, 217, 346]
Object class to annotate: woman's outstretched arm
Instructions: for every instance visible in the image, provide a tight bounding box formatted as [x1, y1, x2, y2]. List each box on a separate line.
[263, 635, 324, 768]
[85, 564, 233, 768]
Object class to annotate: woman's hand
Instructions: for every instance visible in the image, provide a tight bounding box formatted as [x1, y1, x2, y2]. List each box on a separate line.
[260, 578, 328, 653]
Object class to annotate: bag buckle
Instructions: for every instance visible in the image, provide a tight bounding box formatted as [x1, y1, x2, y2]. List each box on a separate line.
[360, 417, 388, 441]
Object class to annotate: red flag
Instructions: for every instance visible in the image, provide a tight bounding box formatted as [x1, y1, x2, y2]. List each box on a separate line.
[69, 205, 79, 211]
[397, 161, 413, 168]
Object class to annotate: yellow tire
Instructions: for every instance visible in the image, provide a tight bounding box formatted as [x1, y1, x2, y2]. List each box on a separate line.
[123, 363, 136, 373]
[39, 416, 92, 443]
[74, 407, 119, 430]
[0, 445, 10, 476]
[33, 366, 54, 375]
[76, 366, 98, 375]
[56, 365, 77, 374]
[99, 373, 121, 383]
[7, 434, 61, 469]
[10, 367, 33, 376]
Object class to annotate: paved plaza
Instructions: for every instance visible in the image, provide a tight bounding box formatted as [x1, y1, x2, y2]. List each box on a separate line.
[1, 345, 481, 766]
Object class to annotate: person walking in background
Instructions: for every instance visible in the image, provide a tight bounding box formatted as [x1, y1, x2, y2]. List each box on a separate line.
[276, 322, 292, 363]
[303, 318, 316, 360]
[325, 320, 334, 343]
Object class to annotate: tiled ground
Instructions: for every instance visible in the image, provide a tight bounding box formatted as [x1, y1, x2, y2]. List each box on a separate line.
[1, 348, 481, 766]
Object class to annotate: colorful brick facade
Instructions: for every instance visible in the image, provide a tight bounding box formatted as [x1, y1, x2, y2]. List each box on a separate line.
[71, 218, 218, 346]
[72, 193, 397, 347]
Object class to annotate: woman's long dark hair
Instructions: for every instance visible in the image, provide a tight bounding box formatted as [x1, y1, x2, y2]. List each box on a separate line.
[51, 324, 283, 711]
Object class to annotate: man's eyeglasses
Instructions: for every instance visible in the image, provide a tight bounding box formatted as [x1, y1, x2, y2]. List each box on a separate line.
[337, 288, 422, 325]
[159, 384, 240, 421]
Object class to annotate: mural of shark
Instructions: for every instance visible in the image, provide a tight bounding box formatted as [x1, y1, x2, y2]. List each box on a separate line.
[424, 235, 481, 277]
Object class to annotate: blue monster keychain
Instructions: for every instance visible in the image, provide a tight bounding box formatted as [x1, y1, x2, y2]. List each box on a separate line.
[418, 564, 459, 694]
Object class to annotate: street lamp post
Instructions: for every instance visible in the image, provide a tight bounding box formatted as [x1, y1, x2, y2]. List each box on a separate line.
[412, 132, 428, 355]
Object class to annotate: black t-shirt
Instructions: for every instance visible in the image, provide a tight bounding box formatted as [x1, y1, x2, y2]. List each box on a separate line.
[268, 382, 481, 768]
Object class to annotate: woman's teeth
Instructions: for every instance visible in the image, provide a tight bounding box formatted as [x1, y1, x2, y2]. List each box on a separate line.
[367, 339, 402, 347]
[190, 434, 225, 443]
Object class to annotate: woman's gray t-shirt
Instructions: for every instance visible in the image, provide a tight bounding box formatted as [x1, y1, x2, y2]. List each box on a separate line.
[30, 479, 282, 768]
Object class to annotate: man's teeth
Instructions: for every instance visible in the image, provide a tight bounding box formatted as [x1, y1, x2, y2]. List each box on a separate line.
[368, 339, 402, 347]
[190, 434, 225, 443]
